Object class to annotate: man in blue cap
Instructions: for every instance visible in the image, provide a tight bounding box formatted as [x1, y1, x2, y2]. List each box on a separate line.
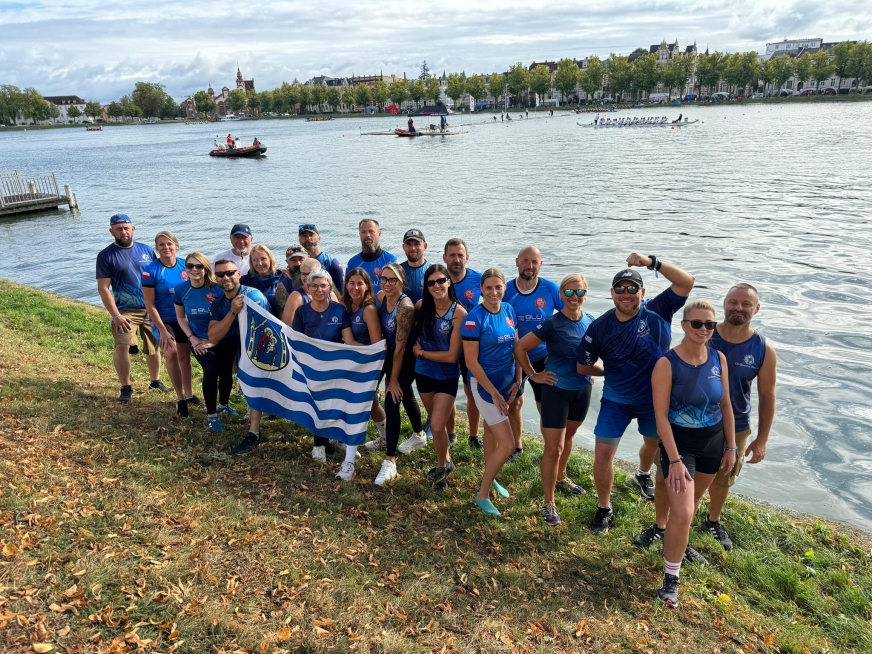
[96, 213, 167, 402]
[214, 224, 253, 275]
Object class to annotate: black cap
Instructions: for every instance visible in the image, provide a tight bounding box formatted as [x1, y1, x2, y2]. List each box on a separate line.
[612, 269, 644, 288]
[299, 223, 319, 235]
[230, 223, 252, 237]
[285, 245, 307, 259]
[403, 228, 425, 243]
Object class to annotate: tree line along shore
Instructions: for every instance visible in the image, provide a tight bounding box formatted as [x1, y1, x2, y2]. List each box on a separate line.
[1, 281, 870, 653]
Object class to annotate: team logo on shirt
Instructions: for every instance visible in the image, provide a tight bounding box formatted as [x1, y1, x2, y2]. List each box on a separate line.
[465, 290, 475, 300]
[354, 315, 362, 323]
[711, 366, 720, 377]
[506, 317, 515, 327]
[246, 314, 289, 371]
[331, 316, 339, 324]
[373, 267, 382, 277]
[744, 354, 755, 366]
[387, 318, 396, 330]
[141, 253, 151, 261]
[439, 320, 451, 333]
[637, 321, 650, 337]
[181, 271, 189, 281]
[206, 294, 215, 303]
[535, 298, 546, 309]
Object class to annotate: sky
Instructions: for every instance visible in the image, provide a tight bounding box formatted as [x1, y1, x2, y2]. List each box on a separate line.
[1, 0, 869, 103]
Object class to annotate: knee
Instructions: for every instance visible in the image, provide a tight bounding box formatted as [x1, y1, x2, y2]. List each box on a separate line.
[543, 441, 563, 460]
[668, 506, 694, 529]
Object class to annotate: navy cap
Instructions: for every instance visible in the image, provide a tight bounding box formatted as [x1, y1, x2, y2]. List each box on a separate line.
[110, 213, 132, 225]
[612, 269, 644, 288]
[230, 223, 252, 237]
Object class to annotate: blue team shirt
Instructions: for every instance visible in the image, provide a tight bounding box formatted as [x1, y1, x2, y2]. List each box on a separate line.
[709, 330, 767, 432]
[347, 249, 397, 295]
[401, 260, 432, 305]
[95, 242, 155, 310]
[316, 252, 345, 293]
[239, 272, 284, 316]
[292, 301, 350, 343]
[173, 281, 219, 339]
[378, 293, 411, 350]
[504, 277, 565, 363]
[666, 348, 724, 428]
[453, 269, 482, 311]
[534, 311, 595, 390]
[579, 287, 687, 405]
[347, 305, 373, 345]
[209, 286, 270, 341]
[141, 259, 187, 324]
[416, 301, 461, 380]
[462, 303, 517, 397]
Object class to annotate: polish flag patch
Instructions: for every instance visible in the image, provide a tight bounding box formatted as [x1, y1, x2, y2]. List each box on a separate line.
[506, 317, 515, 327]
[464, 320, 476, 330]
[142, 272, 151, 279]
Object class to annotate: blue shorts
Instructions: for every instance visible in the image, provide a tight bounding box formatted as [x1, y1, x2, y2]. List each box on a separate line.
[594, 398, 659, 444]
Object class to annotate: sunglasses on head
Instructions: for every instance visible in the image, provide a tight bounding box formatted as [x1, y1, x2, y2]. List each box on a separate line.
[562, 288, 587, 297]
[185, 263, 205, 270]
[612, 285, 640, 295]
[426, 277, 449, 288]
[683, 319, 717, 330]
[215, 270, 238, 278]
[299, 223, 316, 232]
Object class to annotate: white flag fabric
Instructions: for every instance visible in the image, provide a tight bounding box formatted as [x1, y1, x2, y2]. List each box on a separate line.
[237, 297, 386, 445]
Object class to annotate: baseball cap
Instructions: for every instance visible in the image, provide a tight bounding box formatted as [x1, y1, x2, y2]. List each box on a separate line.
[230, 223, 252, 237]
[299, 223, 319, 235]
[110, 213, 132, 225]
[612, 269, 644, 288]
[403, 228, 425, 243]
[285, 245, 307, 259]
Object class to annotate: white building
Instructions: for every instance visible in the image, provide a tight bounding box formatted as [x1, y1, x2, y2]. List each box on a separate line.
[44, 95, 87, 124]
[761, 38, 823, 60]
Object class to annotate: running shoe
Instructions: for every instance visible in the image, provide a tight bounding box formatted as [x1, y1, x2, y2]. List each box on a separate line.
[374, 459, 397, 486]
[556, 477, 586, 495]
[475, 497, 501, 515]
[117, 385, 133, 403]
[703, 518, 733, 551]
[148, 380, 170, 393]
[633, 471, 656, 501]
[424, 419, 433, 440]
[186, 396, 202, 408]
[205, 416, 224, 433]
[426, 466, 449, 484]
[311, 446, 326, 463]
[634, 524, 665, 548]
[364, 435, 387, 451]
[398, 432, 428, 454]
[657, 573, 680, 607]
[335, 461, 356, 481]
[684, 544, 709, 566]
[491, 480, 509, 498]
[231, 432, 260, 455]
[507, 448, 524, 463]
[468, 435, 483, 450]
[217, 404, 239, 417]
[543, 502, 561, 526]
[434, 459, 456, 491]
[332, 441, 361, 460]
[448, 432, 457, 448]
[590, 506, 614, 534]
[176, 399, 189, 418]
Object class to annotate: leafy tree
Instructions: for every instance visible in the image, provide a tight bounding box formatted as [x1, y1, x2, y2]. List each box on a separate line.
[247, 89, 262, 113]
[832, 41, 854, 92]
[311, 83, 327, 112]
[446, 72, 467, 107]
[372, 80, 389, 110]
[21, 87, 52, 122]
[529, 65, 552, 105]
[298, 84, 312, 113]
[131, 81, 169, 118]
[631, 54, 661, 99]
[604, 54, 632, 100]
[0, 85, 22, 124]
[425, 77, 441, 104]
[354, 84, 372, 109]
[84, 101, 102, 120]
[286, 82, 301, 113]
[126, 103, 142, 118]
[695, 52, 724, 95]
[326, 86, 341, 111]
[228, 88, 247, 113]
[554, 58, 579, 102]
[389, 79, 408, 109]
[419, 60, 430, 81]
[341, 85, 355, 109]
[768, 56, 794, 93]
[849, 41, 872, 86]
[578, 57, 603, 102]
[758, 59, 773, 92]
[259, 90, 274, 114]
[663, 54, 695, 98]
[488, 73, 506, 107]
[466, 74, 486, 108]
[793, 53, 812, 90]
[107, 101, 124, 121]
[809, 49, 836, 88]
[193, 90, 213, 115]
[408, 79, 425, 109]
[506, 63, 528, 102]
[731, 51, 759, 95]
[66, 105, 82, 121]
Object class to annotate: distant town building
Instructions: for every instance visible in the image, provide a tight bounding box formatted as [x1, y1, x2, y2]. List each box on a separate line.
[183, 65, 256, 120]
[761, 38, 823, 60]
[760, 40, 862, 95]
[44, 95, 87, 124]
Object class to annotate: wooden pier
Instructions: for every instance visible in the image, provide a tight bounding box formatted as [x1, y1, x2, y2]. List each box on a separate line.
[0, 171, 77, 217]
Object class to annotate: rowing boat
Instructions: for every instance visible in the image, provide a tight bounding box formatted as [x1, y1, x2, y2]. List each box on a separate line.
[577, 119, 699, 129]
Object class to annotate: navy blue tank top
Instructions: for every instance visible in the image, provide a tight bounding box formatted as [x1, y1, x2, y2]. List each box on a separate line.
[415, 302, 460, 380]
[666, 348, 723, 428]
[348, 305, 371, 345]
[379, 294, 408, 350]
[298, 286, 312, 306]
[709, 330, 766, 432]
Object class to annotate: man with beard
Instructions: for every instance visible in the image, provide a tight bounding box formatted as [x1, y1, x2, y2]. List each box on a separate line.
[347, 219, 396, 295]
[96, 214, 164, 402]
[577, 253, 694, 534]
[299, 223, 344, 293]
[399, 229, 431, 305]
[214, 224, 253, 276]
[504, 245, 564, 460]
[705, 283, 777, 550]
[275, 245, 307, 314]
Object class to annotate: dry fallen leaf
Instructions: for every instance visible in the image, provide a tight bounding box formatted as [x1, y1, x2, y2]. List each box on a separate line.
[33, 644, 55, 653]
[2, 542, 20, 557]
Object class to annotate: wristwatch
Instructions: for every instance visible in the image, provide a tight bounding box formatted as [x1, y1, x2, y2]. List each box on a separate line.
[646, 255, 662, 271]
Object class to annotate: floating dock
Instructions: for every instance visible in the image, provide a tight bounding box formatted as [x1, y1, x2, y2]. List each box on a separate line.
[0, 171, 77, 217]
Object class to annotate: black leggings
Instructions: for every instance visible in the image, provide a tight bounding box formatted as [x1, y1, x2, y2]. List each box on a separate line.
[194, 338, 237, 414]
[381, 348, 423, 456]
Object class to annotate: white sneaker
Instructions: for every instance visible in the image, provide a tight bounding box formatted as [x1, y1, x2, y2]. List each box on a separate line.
[312, 446, 326, 463]
[398, 432, 428, 454]
[365, 435, 387, 451]
[335, 461, 355, 481]
[374, 459, 397, 486]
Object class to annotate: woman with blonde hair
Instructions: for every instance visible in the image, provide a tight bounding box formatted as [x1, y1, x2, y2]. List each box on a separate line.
[240, 245, 283, 316]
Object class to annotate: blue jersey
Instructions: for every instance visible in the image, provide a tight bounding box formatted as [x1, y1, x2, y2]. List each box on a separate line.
[347, 305, 373, 345]
[292, 300, 350, 343]
[416, 301, 460, 380]
[239, 272, 283, 316]
[709, 330, 767, 432]
[453, 269, 482, 311]
[347, 249, 397, 295]
[534, 311, 595, 390]
[173, 281, 219, 339]
[95, 242, 155, 310]
[665, 348, 724, 428]
[378, 294, 409, 350]
[401, 260, 432, 305]
[578, 287, 686, 405]
[462, 303, 517, 394]
[141, 259, 187, 324]
[504, 277, 565, 363]
[210, 286, 270, 341]
[315, 252, 345, 293]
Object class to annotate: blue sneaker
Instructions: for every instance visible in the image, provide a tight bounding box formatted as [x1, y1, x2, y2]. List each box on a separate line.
[475, 498, 501, 515]
[217, 404, 239, 417]
[424, 419, 433, 440]
[205, 416, 225, 433]
[491, 480, 509, 498]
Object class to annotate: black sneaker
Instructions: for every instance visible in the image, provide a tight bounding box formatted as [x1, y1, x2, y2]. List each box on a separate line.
[684, 544, 709, 566]
[633, 471, 655, 501]
[507, 448, 524, 463]
[148, 380, 170, 393]
[468, 435, 483, 450]
[117, 385, 133, 403]
[448, 432, 457, 448]
[426, 466, 449, 485]
[657, 573, 680, 607]
[590, 506, 613, 534]
[231, 432, 260, 455]
[634, 524, 665, 548]
[704, 518, 733, 551]
[176, 400, 189, 418]
[186, 396, 202, 408]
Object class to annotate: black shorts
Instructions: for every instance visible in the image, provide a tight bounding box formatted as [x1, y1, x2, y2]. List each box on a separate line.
[458, 357, 470, 387]
[379, 348, 417, 389]
[659, 421, 725, 479]
[167, 321, 190, 345]
[540, 384, 592, 429]
[416, 372, 460, 397]
[520, 357, 547, 403]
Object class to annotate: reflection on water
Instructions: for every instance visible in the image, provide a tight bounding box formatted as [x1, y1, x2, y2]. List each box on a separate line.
[1, 101, 871, 529]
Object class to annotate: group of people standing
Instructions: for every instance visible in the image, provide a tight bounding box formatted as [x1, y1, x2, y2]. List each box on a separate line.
[96, 215, 776, 607]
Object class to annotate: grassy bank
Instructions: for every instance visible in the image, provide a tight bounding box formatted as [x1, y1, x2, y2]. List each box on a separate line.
[0, 281, 870, 653]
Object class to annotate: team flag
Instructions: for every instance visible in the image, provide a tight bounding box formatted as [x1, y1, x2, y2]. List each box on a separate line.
[237, 297, 386, 445]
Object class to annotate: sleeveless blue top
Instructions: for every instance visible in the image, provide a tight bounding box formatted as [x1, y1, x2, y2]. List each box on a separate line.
[415, 301, 461, 380]
[348, 305, 372, 345]
[666, 348, 724, 428]
[709, 330, 766, 432]
[379, 293, 408, 350]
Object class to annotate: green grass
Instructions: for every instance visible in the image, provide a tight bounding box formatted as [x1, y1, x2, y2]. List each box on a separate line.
[0, 281, 870, 653]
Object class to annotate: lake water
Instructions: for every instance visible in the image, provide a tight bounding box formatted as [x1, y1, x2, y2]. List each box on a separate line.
[2, 102, 871, 531]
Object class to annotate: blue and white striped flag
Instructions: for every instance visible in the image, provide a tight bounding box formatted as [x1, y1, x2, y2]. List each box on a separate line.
[237, 297, 386, 445]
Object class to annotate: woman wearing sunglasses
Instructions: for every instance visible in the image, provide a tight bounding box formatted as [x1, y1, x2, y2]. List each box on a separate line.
[514, 274, 602, 526]
[240, 245, 284, 317]
[412, 265, 467, 491]
[642, 300, 735, 608]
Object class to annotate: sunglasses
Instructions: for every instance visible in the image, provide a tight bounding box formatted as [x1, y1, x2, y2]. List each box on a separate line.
[562, 288, 587, 297]
[299, 223, 316, 232]
[683, 319, 718, 330]
[379, 277, 400, 286]
[215, 270, 238, 278]
[426, 277, 449, 288]
[612, 285, 641, 295]
[185, 263, 205, 270]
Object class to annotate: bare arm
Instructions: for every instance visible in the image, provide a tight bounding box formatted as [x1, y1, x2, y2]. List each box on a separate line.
[576, 361, 605, 376]
[513, 331, 544, 376]
[97, 278, 132, 333]
[390, 300, 416, 380]
[748, 342, 777, 463]
[718, 351, 736, 448]
[143, 286, 175, 352]
[175, 304, 212, 354]
[341, 327, 362, 347]
[281, 292, 302, 327]
[652, 357, 692, 492]
[627, 252, 695, 297]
